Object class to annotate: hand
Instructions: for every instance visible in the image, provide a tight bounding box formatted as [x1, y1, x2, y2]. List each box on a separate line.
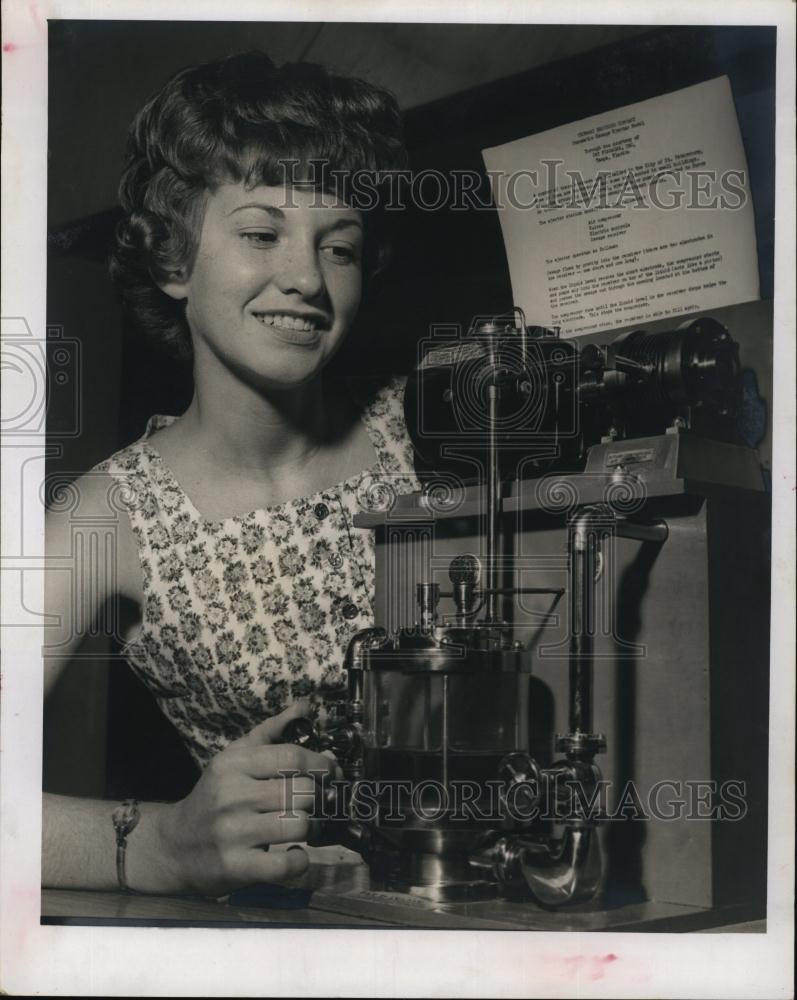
[138, 699, 336, 896]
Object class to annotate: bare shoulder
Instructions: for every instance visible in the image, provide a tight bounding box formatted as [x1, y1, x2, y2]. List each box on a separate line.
[45, 467, 143, 605]
[43, 466, 144, 697]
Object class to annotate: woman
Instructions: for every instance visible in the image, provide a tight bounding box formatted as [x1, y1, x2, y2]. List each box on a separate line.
[43, 51, 418, 896]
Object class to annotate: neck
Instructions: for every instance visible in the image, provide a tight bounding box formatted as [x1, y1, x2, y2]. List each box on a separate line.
[181, 353, 338, 474]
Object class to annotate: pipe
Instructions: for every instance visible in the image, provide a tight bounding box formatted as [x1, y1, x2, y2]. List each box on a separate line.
[475, 506, 614, 906]
[344, 627, 387, 707]
[567, 509, 667, 736]
[469, 827, 602, 907]
[441, 675, 449, 789]
[517, 827, 602, 907]
[615, 518, 668, 543]
[569, 508, 605, 735]
[485, 381, 501, 622]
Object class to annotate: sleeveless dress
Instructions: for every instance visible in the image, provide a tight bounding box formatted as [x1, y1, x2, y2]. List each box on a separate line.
[96, 378, 419, 769]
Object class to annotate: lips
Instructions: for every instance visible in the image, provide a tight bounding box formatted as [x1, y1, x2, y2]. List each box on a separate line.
[253, 312, 328, 332]
[252, 312, 327, 346]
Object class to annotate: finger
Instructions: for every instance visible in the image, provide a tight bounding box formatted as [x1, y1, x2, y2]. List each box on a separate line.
[321, 749, 345, 781]
[238, 844, 310, 885]
[241, 743, 337, 781]
[242, 775, 317, 814]
[220, 843, 310, 891]
[238, 810, 311, 847]
[237, 698, 313, 747]
[214, 810, 311, 854]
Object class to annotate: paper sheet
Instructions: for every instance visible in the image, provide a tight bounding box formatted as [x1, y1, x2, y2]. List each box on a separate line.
[483, 76, 760, 335]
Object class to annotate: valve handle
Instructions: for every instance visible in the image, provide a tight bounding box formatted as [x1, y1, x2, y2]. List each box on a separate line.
[283, 716, 362, 771]
[497, 752, 542, 817]
[326, 724, 363, 761]
[282, 716, 323, 753]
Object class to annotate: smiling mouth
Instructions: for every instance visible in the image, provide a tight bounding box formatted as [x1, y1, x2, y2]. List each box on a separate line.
[253, 312, 327, 333]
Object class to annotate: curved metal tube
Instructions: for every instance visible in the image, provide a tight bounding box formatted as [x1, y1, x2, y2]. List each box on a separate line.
[343, 627, 387, 707]
[517, 827, 602, 907]
[471, 826, 602, 907]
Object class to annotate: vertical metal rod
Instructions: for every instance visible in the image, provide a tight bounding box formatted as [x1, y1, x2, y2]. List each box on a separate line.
[569, 512, 598, 734]
[515, 676, 522, 750]
[423, 675, 432, 751]
[441, 675, 449, 788]
[515, 306, 528, 371]
[485, 381, 501, 622]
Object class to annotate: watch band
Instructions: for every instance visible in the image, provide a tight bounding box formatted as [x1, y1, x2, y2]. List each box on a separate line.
[111, 798, 141, 892]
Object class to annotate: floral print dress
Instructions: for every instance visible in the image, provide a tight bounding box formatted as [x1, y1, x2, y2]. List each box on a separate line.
[96, 378, 419, 769]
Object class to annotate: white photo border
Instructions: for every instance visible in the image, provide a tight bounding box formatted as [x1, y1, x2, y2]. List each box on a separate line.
[1, 1, 794, 996]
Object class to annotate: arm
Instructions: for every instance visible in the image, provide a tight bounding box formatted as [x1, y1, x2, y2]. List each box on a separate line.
[43, 470, 140, 698]
[43, 471, 150, 888]
[42, 706, 331, 895]
[43, 473, 329, 895]
[42, 794, 176, 892]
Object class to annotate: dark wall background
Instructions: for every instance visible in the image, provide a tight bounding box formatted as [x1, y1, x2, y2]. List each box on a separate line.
[44, 22, 776, 800]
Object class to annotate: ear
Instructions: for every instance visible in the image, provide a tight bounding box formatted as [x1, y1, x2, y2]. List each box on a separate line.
[157, 267, 190, 302]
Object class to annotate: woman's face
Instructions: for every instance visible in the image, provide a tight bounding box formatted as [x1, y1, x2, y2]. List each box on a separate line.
[163, 182, 363, 390]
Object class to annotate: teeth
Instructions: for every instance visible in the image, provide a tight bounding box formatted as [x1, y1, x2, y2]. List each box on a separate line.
[255, 313, 318, 332]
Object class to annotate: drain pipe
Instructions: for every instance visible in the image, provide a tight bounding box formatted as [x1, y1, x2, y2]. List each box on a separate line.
[478, 505, 668, 905]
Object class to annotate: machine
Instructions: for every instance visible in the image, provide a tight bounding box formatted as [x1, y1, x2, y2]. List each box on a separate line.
[285, 301, 770, 925]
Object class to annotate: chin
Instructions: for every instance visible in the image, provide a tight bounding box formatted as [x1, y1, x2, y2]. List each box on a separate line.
[242, 357, 330, 393]
[210, 336, 343, 393]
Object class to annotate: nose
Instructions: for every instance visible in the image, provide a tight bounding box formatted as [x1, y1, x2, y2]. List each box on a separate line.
[274, 237, 326, 301]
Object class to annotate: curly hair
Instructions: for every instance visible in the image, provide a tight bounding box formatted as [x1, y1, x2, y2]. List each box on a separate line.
[110, 51, 407, 358]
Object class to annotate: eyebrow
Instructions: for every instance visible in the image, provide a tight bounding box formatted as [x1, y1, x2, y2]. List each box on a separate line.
[225, 203, 285, 219]
[323, 218, 364, 235]
[226, 202, 363, 233]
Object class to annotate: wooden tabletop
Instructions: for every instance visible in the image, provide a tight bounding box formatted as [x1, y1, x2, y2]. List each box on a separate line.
[41, 875, 766, 932]
[41, 886, 390, 928]
[41, 843, 765, 932]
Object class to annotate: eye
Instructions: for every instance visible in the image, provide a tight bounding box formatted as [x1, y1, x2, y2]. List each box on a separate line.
[321, 242, 360, 265]
[241, 230, 278, 247]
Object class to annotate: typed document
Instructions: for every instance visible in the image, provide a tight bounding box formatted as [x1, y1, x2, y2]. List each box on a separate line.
[482, 76, 760, 335]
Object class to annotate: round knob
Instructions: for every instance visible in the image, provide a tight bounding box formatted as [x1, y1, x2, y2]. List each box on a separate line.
[327, 724, 362, 763]
[449, 554, 481, 587]
[497, 752, 542, 818]
[283, 717, 322, 753]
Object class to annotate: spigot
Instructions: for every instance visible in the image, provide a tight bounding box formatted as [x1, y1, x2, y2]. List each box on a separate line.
[417, 582, 441, 631]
